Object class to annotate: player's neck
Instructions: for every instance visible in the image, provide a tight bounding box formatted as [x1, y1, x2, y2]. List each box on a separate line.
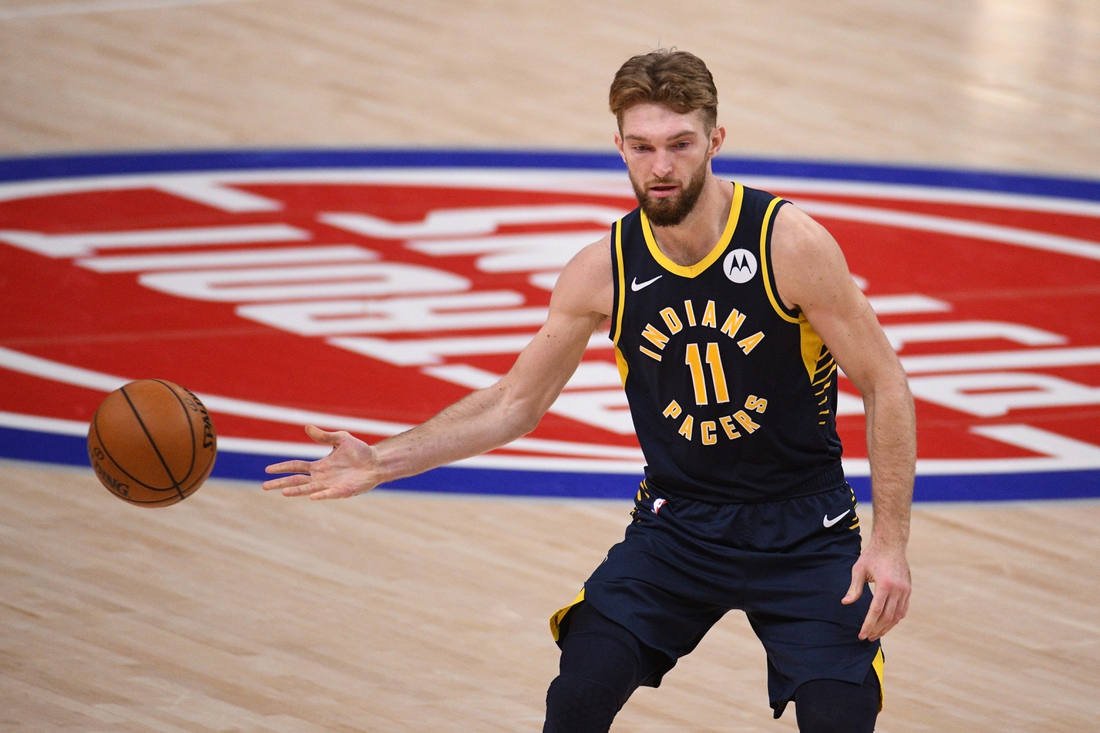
[648, 176, 733, 267]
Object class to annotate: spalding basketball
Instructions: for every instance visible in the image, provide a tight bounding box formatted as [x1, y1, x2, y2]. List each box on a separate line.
[87, 379, 217, 507]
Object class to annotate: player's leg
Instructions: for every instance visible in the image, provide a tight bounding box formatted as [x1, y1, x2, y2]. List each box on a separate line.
[543, 601, 665, 733]
[544, 487, 734, 731]
[793, 664, 880, 733]
[744, 484, 884, 722]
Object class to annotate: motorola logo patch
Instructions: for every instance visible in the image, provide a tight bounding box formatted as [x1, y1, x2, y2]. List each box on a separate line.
[723, 248, 758, 283]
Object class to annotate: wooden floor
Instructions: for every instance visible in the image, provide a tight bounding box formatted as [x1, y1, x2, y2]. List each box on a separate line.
[1, 0, 1098, 175]
[2, 1, 1100, 731]
[3, 460, 1100, 732]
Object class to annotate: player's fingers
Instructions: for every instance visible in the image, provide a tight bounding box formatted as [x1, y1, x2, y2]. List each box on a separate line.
[304, 424, 349, 445]
[308, 486, 350, 500]
[859, 593, 886, 640]
[898, 589, 911, 620]
[842, 562, 866, 605]
[867, 593, 900, 640]
[262, 474, 311, 492]
[886, 587, 912, 632]
[282, 481, 323, 497]
[869, 581, 912, 640]
[265, 459, 313, 474]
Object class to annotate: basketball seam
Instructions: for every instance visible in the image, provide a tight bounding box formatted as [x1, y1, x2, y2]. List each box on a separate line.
[91, 425, 180, 505]
[154, 378, 201, 494]
[121, 383, 186, 502]
[90, 408, 167, 497]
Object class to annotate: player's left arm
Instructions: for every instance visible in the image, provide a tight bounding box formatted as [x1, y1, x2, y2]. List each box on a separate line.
[771, 203, 916, 642]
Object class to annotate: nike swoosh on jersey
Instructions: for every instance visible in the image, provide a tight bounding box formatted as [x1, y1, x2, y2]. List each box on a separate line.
[631, 275, 663, 291]
[823, 509, 852, 528]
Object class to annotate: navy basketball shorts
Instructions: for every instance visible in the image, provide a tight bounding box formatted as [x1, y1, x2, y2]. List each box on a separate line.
[560, 481, 883, 713]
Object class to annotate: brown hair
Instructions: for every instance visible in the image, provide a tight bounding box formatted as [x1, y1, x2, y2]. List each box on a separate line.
[609, 49, 718, 131]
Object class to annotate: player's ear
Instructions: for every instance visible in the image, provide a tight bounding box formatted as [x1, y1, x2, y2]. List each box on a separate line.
[708, 124, 726, 159]
[614, 132, 627, 162]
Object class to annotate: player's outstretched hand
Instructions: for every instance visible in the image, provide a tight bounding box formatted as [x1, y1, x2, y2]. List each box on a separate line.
[842, 538, 911, 642]
[262, 424, 380, 500]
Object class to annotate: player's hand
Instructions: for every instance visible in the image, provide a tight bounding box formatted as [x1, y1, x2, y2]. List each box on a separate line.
[842, 538, 911, 641]
[262, 424, 381, 500]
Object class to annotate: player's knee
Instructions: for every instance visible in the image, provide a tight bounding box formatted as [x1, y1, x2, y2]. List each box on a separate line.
[543, 672, 620, 733]
[794, 669, 880, 733]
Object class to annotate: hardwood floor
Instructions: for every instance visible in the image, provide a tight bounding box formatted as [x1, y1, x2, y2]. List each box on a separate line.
[3, 460, 1099, 731]
[0, 1, 1097, 175]
[1, 1, 1098, 730]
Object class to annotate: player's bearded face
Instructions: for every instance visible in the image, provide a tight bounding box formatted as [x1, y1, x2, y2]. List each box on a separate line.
[629, 154, 709, 227]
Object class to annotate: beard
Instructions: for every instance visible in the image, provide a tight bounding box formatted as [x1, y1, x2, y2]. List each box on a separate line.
[629, 157, 709, 227]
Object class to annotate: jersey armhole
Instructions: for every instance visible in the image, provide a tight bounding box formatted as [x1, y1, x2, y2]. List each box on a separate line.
[609, 218, 627, 344]
[759, 198, 802, 324]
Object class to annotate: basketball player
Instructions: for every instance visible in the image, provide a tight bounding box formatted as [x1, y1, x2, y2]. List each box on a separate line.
[264, 49, 914, 733]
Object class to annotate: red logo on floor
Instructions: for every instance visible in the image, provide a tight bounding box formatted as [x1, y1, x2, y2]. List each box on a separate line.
[2, 165, 1099, 480]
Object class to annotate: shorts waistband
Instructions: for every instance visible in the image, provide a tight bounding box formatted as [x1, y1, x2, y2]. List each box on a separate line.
[645, 465, 848, 506]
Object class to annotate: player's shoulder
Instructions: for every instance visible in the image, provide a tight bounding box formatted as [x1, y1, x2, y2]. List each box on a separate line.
[550, 233, 615, 317]
[770, 202, 854, 310]
[772, 201, 841, 259]
[566, 232, 615, 272]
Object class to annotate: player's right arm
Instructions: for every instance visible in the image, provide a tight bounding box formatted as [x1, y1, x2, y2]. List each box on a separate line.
[262, 234, 615, 500]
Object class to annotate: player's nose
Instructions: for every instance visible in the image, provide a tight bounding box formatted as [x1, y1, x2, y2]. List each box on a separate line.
[652, 148, 674, 178]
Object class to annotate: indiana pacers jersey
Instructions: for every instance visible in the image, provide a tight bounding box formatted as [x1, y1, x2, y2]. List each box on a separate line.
[609, 182, 845, 503]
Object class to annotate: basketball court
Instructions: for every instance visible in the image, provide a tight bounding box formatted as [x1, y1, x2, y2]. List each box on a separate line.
[2, 1, 1099, 731]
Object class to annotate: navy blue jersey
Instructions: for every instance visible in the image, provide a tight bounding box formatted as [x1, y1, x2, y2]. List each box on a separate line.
[609, 183, 845, 503]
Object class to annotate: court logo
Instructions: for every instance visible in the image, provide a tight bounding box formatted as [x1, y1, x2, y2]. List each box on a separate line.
[723, 248, 757, 283]
[1, 150, 1099, 501]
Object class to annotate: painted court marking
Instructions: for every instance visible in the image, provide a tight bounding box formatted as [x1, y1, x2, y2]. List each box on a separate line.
[1, 151, 1098, 499]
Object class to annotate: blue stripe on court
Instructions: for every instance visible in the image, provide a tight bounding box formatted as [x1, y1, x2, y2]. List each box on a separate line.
[4, 425, 1098, 503]
[1, 149, 1099, 202]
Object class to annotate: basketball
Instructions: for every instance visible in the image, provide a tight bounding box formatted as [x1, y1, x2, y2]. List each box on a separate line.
[87, 379, 217, 507]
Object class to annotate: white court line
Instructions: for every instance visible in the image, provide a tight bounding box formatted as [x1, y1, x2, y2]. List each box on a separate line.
[794, 199, 1100, 262]
[901, 346, 1100, 375]
[737, 176, 1100, 219]
[0, 223, 310, 258]
[9, 406, 1100, 476]
[0, 0, 252, 20]
[3, 169, 1100, 218]
[154, 179, 284, 212]
[0, 410, 646, 475]
[3, 171, 1097, 269]
[841, 425, 1100, 475]
[0, 345, 645, 463]
[3, 345, 1100, 475]
[78, 245, 377, 273]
